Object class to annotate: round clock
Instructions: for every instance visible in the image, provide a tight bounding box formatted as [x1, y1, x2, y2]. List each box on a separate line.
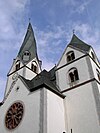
[5, 102, 24, 130]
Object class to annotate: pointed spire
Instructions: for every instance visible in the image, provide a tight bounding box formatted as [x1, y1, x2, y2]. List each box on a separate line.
[18, 23, 38, 63]
[68, 34, 91, 52]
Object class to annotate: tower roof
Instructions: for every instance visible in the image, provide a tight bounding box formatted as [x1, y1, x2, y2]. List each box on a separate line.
[68, 34, 91, 53]
[18, 23, 38, 63]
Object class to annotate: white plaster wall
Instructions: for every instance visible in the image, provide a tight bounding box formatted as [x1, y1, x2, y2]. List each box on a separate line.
[57, 46, 84, 68]
[47, 90, 66, 133]
[89, 57, 100, 81]
[5, 68, 25, 95]
[64, 82, 100, 133]
[56, 57, 90, 91]
[26, 58, 41, 73]
[4, 76, 13, 96]
[0, 78, 40, 133]
[25, 58, 41, 80]
[89, 47, 100, 66]
[25, 67, 37, 80]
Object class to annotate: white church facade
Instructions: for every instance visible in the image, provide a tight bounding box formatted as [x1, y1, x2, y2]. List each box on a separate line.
[0, 23, 100, 133]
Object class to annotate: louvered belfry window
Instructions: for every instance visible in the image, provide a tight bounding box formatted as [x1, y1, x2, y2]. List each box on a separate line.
[68, 68, 79, 83]
[15, 60, 20, 71]
[67, 51, 75, 63]
[31, 61, 37, 73]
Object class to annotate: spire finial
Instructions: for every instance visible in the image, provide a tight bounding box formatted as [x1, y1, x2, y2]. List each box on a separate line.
[73, 29, 75, 34]
[29, 18, 31, 23]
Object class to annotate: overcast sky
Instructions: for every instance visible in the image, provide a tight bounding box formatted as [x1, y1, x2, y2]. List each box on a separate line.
[0, 0, 100, 101]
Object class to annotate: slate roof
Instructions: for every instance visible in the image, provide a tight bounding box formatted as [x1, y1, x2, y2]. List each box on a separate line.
[68, 34, 91, 53]
[18, 23, 38, 63]
[20, 69, 65, 98]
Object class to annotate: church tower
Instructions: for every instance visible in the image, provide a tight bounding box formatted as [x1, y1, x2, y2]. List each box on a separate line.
[5, 23, 41, 96]
[56, 34, 100, 133]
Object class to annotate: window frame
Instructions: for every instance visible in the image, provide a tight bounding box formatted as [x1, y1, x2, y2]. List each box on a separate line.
[15, 60, 20, 71]
[22, 50, 30, 61]
[68, 67, 79, 83]
[31, 61, 38, 73]
[66, 51, 75, 63]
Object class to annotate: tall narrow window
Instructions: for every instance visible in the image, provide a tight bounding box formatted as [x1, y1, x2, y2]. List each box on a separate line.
[66, 51, 75, 63]
[71, 129, 72, 133]
[67, 55, 71, 62]
[68, 68, 79, 83]
[15, 60, 20, 71]
[69, 72, 74, 82]
[31, 61, 37, 73]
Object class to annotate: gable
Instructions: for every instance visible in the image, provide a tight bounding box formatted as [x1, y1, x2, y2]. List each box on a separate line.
[0, 77, 41, 133]
[1, 77, 29, 106]
[57, 46, 85, 68]
[8, 57, 24, 76]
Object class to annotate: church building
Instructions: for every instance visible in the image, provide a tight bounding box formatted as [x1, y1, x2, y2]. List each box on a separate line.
[0, 23, 100, 133]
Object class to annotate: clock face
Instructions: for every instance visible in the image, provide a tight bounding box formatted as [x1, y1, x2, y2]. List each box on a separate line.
[5, 102, 24, 130]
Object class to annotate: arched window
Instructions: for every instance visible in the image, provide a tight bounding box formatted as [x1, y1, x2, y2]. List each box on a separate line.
[15, 60, 20, 71]
[67, 55, 71, 62]
[66, 51, 75, 63]
[74, 69, 79, 80]
[68, 68, 79, 83]
[71, 52, 75, 60]
[69, 72, 74, 82]
[31, 61, 37, 73]
[22, 51, 30, 61]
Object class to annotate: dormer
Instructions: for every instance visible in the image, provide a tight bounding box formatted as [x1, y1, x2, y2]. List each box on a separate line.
[22, 50, 30, 62]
